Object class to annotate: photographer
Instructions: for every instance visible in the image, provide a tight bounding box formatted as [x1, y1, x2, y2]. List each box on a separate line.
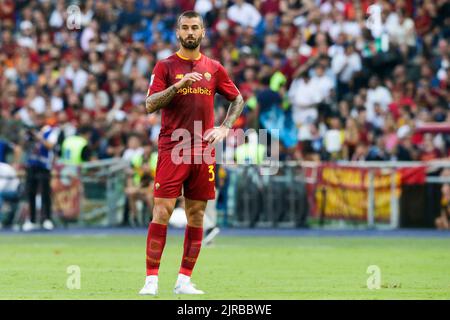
[22, 113, 60, 232]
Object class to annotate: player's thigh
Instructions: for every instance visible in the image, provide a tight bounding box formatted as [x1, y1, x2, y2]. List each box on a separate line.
[183, 163, 216, 201]
[154, 152, 190, 199]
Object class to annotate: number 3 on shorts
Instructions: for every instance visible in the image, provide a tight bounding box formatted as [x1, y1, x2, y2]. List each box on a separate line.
[208, 165, 215, 182]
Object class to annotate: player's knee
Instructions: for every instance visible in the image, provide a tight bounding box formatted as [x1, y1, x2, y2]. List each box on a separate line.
[187, 209, 204, 227]
[152, 204, 172, 224]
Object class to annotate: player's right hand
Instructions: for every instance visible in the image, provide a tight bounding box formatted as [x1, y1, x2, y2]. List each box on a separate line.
[174, 72, 203, 89]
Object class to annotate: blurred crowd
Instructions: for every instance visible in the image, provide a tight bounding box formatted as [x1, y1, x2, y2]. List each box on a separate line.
[0, 0, 448, 167]
[0, 0, 449, 229]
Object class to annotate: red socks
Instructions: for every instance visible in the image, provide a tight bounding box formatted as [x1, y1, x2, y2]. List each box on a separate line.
[179, 225, 203, 277]
[146, 222, 168, 276]
[146, 223, 203, 277]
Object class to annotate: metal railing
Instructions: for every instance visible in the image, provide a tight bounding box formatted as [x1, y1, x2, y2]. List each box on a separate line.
[76, 158, 128, 226]
[224, 162, 311, 228]
[3, 159, 450, 229]
[222, 160, 450, 229]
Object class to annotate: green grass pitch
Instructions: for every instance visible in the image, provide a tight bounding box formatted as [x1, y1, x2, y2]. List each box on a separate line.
[0, 233, 449, 299]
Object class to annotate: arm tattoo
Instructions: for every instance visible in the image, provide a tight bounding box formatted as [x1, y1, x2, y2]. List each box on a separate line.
[145, 85, 178, 114]
[222, 94, 244, 129]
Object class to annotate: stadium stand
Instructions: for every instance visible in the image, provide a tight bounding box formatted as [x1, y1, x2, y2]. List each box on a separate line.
[0, 0, 449, 228]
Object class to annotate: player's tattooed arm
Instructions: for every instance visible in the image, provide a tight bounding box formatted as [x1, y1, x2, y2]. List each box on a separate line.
[204, 94, 244, 145]
[145, 72, 203, 114]
[222, 94, 244, 129]
[145, 85, 178, 114]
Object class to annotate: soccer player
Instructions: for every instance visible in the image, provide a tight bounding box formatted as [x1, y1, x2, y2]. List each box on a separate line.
[139, 11, 244, 295]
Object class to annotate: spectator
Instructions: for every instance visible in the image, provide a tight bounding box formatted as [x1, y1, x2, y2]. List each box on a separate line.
[227, 0, 262, 28]
[331, 41, 362, 100]
[0, 161, 21, 230]
[289, 73, 321, 126]
[366, 135, 390, 161]
[101, 116, 128, 159]
[124, 142, 156, 227]
[343, 117, 359, 160]
[419, 133, 442, 162]
[0, 138, 21, 164]
[256, 74, 297, 152]
[365, 76, 393, 125]
[60, 126, 93, 165]
[382, 114, 398, 155]
[309, 63, 334, 105]
[122, 44, 150, 78]
[17, 20, 36, 50]
[0, 0, 15, 29]
[324, 114, 345, 160]
[235, 131, 266, 165]
[122, 133, 144, 164]
[351, 143, 369, 161]
[64, 59, 89, 95]
[436, 177, 450, 230]
[386, 9, 416, 58]
[195, 0, 214, 17]
[299, 122, 323, 162]
[48, 1, 65, 29]
[22, 112, 60, 232]
[80, 20, 99, 52]
[83, 79, 110, 111]
[15, 59, 37, 98]
[395, 125, 417, 161]
[117, 0, 142, 30]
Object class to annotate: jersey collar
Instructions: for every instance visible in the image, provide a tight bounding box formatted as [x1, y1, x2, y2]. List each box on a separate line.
[176, 51, 202, 61]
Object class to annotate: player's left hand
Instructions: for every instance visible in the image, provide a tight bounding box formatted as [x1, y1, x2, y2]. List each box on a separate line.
[204, 125, 230, 145]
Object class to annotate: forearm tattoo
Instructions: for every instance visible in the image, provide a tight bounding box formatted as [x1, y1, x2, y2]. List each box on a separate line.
[222, 94, 244, 129]
[146, 85, 178, 113]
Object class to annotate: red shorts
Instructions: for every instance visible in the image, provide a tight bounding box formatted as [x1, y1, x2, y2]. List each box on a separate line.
[153, 152, 216, 201]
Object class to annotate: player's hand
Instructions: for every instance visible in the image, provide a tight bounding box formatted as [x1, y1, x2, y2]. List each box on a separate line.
[204, 125, 230, 145]
[174, 72, 203, 89]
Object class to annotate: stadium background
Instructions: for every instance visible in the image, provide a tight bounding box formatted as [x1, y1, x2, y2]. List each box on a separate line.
[0, 0, 450, 300]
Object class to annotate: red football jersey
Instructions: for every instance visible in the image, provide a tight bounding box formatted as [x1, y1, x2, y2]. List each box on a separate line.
[148, 52, 240, 155]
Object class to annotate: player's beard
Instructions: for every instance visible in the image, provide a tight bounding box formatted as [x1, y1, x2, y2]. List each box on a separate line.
[180, 35, 202, 50]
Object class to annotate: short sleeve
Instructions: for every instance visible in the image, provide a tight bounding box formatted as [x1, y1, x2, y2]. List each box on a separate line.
[216, 64, 240, 101]
[40, 125, 61, 145]
[147, 61, 168, 96]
